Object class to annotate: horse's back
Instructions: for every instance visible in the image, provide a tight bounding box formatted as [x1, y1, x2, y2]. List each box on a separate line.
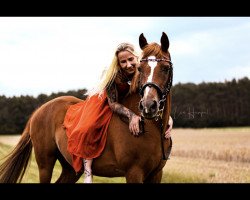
[30, 96, 82, 135]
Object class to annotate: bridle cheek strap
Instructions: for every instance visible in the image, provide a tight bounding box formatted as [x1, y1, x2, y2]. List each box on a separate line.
[139, 67, 173, 110]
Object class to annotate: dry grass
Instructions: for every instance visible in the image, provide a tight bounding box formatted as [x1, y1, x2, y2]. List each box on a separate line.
[0, 135, 20, 146]
[1, 127, 250, 183]
[171, 128, 250, 162]
[163, 127, 250, 183]
[163, 156, 250, 183]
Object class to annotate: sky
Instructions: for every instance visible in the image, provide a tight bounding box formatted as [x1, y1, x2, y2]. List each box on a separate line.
[0, 17, 250, 97]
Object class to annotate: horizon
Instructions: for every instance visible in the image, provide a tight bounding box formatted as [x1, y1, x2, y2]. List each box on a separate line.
[1, 76, 248, 98]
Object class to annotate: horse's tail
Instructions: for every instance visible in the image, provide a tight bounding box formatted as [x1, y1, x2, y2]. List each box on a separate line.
[0, 118, 33, 183]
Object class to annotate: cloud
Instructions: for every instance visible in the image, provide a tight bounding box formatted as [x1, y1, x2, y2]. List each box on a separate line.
[1, 17, 250, 96]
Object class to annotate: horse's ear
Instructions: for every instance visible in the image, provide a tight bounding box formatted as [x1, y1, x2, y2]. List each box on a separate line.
[161, 32, 169, 52]
[139, 33, 148, 50]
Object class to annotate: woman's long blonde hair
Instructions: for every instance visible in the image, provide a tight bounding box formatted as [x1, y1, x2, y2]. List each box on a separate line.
[87, 42, 141, 97]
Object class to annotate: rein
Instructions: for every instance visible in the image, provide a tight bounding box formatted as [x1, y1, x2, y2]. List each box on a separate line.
[139, 58, 173, 160]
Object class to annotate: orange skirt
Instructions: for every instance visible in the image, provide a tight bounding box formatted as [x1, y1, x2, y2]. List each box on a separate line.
[63, 91, 113, 172]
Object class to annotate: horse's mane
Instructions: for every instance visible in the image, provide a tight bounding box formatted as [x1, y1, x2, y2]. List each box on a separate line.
[141, 42, 166, 58]
[143, 42, 171, 60]
[129, 69, 140, 95]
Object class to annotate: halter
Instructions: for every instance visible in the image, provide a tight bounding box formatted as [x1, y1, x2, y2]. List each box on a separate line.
[139, 58, 173, 113]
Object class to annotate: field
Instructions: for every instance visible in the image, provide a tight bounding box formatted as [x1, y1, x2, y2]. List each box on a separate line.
[0, 127, 250, 183]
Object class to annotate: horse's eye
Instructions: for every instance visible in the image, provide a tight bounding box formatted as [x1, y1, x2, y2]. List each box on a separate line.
[161, 66, 170, 73]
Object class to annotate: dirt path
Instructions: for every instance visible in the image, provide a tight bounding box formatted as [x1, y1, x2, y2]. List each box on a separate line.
[0, 135, 21, 146]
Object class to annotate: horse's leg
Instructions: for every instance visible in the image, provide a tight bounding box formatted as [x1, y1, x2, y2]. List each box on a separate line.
[31, 126, 58, 183]
[56, 151, 82, 183]
[34, 153, 57, 183]
[125, 166, 145, 183]
[144, 170, 163, 183]
[32, 142, 57, 183]
[53, 127, 82, 183]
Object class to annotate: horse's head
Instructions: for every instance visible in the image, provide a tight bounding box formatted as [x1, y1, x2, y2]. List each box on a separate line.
[138, 32, 173, 119]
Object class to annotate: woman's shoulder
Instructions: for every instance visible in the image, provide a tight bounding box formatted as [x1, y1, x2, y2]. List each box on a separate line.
[115, 70, 132, 85]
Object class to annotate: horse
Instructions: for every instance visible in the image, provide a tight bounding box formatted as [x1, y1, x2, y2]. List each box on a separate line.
[0, 32, 173, 183]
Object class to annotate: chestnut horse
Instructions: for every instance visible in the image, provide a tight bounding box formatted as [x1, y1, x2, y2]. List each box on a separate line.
[0, 32, 173, 183]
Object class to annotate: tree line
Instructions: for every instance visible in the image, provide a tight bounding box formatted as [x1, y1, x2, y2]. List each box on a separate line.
[171, 77, 250, 128]
[0, 77, 249, 134]
[0, 89, 87, 134]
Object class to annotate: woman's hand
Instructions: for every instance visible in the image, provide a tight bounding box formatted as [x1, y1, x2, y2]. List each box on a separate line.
[129, 114, 141, 136]
[165, 116, 173, 139]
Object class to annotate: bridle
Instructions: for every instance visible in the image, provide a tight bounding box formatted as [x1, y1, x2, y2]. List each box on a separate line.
[138, 57, 173, 160]
[139, 58, 173, 117]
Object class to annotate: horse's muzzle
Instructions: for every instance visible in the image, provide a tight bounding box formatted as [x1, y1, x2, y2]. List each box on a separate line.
[139, 99, 159, 119]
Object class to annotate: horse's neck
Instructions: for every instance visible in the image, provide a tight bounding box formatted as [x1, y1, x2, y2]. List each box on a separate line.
[122, 93, 141, 115]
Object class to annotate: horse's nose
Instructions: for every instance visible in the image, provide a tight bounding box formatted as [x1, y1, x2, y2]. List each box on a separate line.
[140, 100, 158, 114]
[146, 100, 157, 113]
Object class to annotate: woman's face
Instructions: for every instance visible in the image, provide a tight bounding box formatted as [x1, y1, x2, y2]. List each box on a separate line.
[117, 50, 138, 75]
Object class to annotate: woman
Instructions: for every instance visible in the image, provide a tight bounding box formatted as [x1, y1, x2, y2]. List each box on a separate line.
[63, 42, 173, 183]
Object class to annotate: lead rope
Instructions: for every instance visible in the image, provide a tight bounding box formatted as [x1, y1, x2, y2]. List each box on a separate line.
[159, 117, 167, 160]
[140, 116, 166, 160]
[140, 108, 172, 160]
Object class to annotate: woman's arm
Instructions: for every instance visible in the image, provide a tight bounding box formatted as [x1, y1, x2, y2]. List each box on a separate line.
[165, 116, 173, 139]
[107, 82, 141, 136]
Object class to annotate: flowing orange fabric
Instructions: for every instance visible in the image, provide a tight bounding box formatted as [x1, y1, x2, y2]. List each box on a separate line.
[63, 91, 113, 172]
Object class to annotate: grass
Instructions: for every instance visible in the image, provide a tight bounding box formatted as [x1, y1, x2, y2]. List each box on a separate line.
[164, 127, 250, 183]
[0, 127, 250, 183]
[171, 128, 250, 162]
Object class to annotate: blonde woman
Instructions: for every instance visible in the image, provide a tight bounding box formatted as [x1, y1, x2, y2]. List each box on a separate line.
[63, 43, 173, 183]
